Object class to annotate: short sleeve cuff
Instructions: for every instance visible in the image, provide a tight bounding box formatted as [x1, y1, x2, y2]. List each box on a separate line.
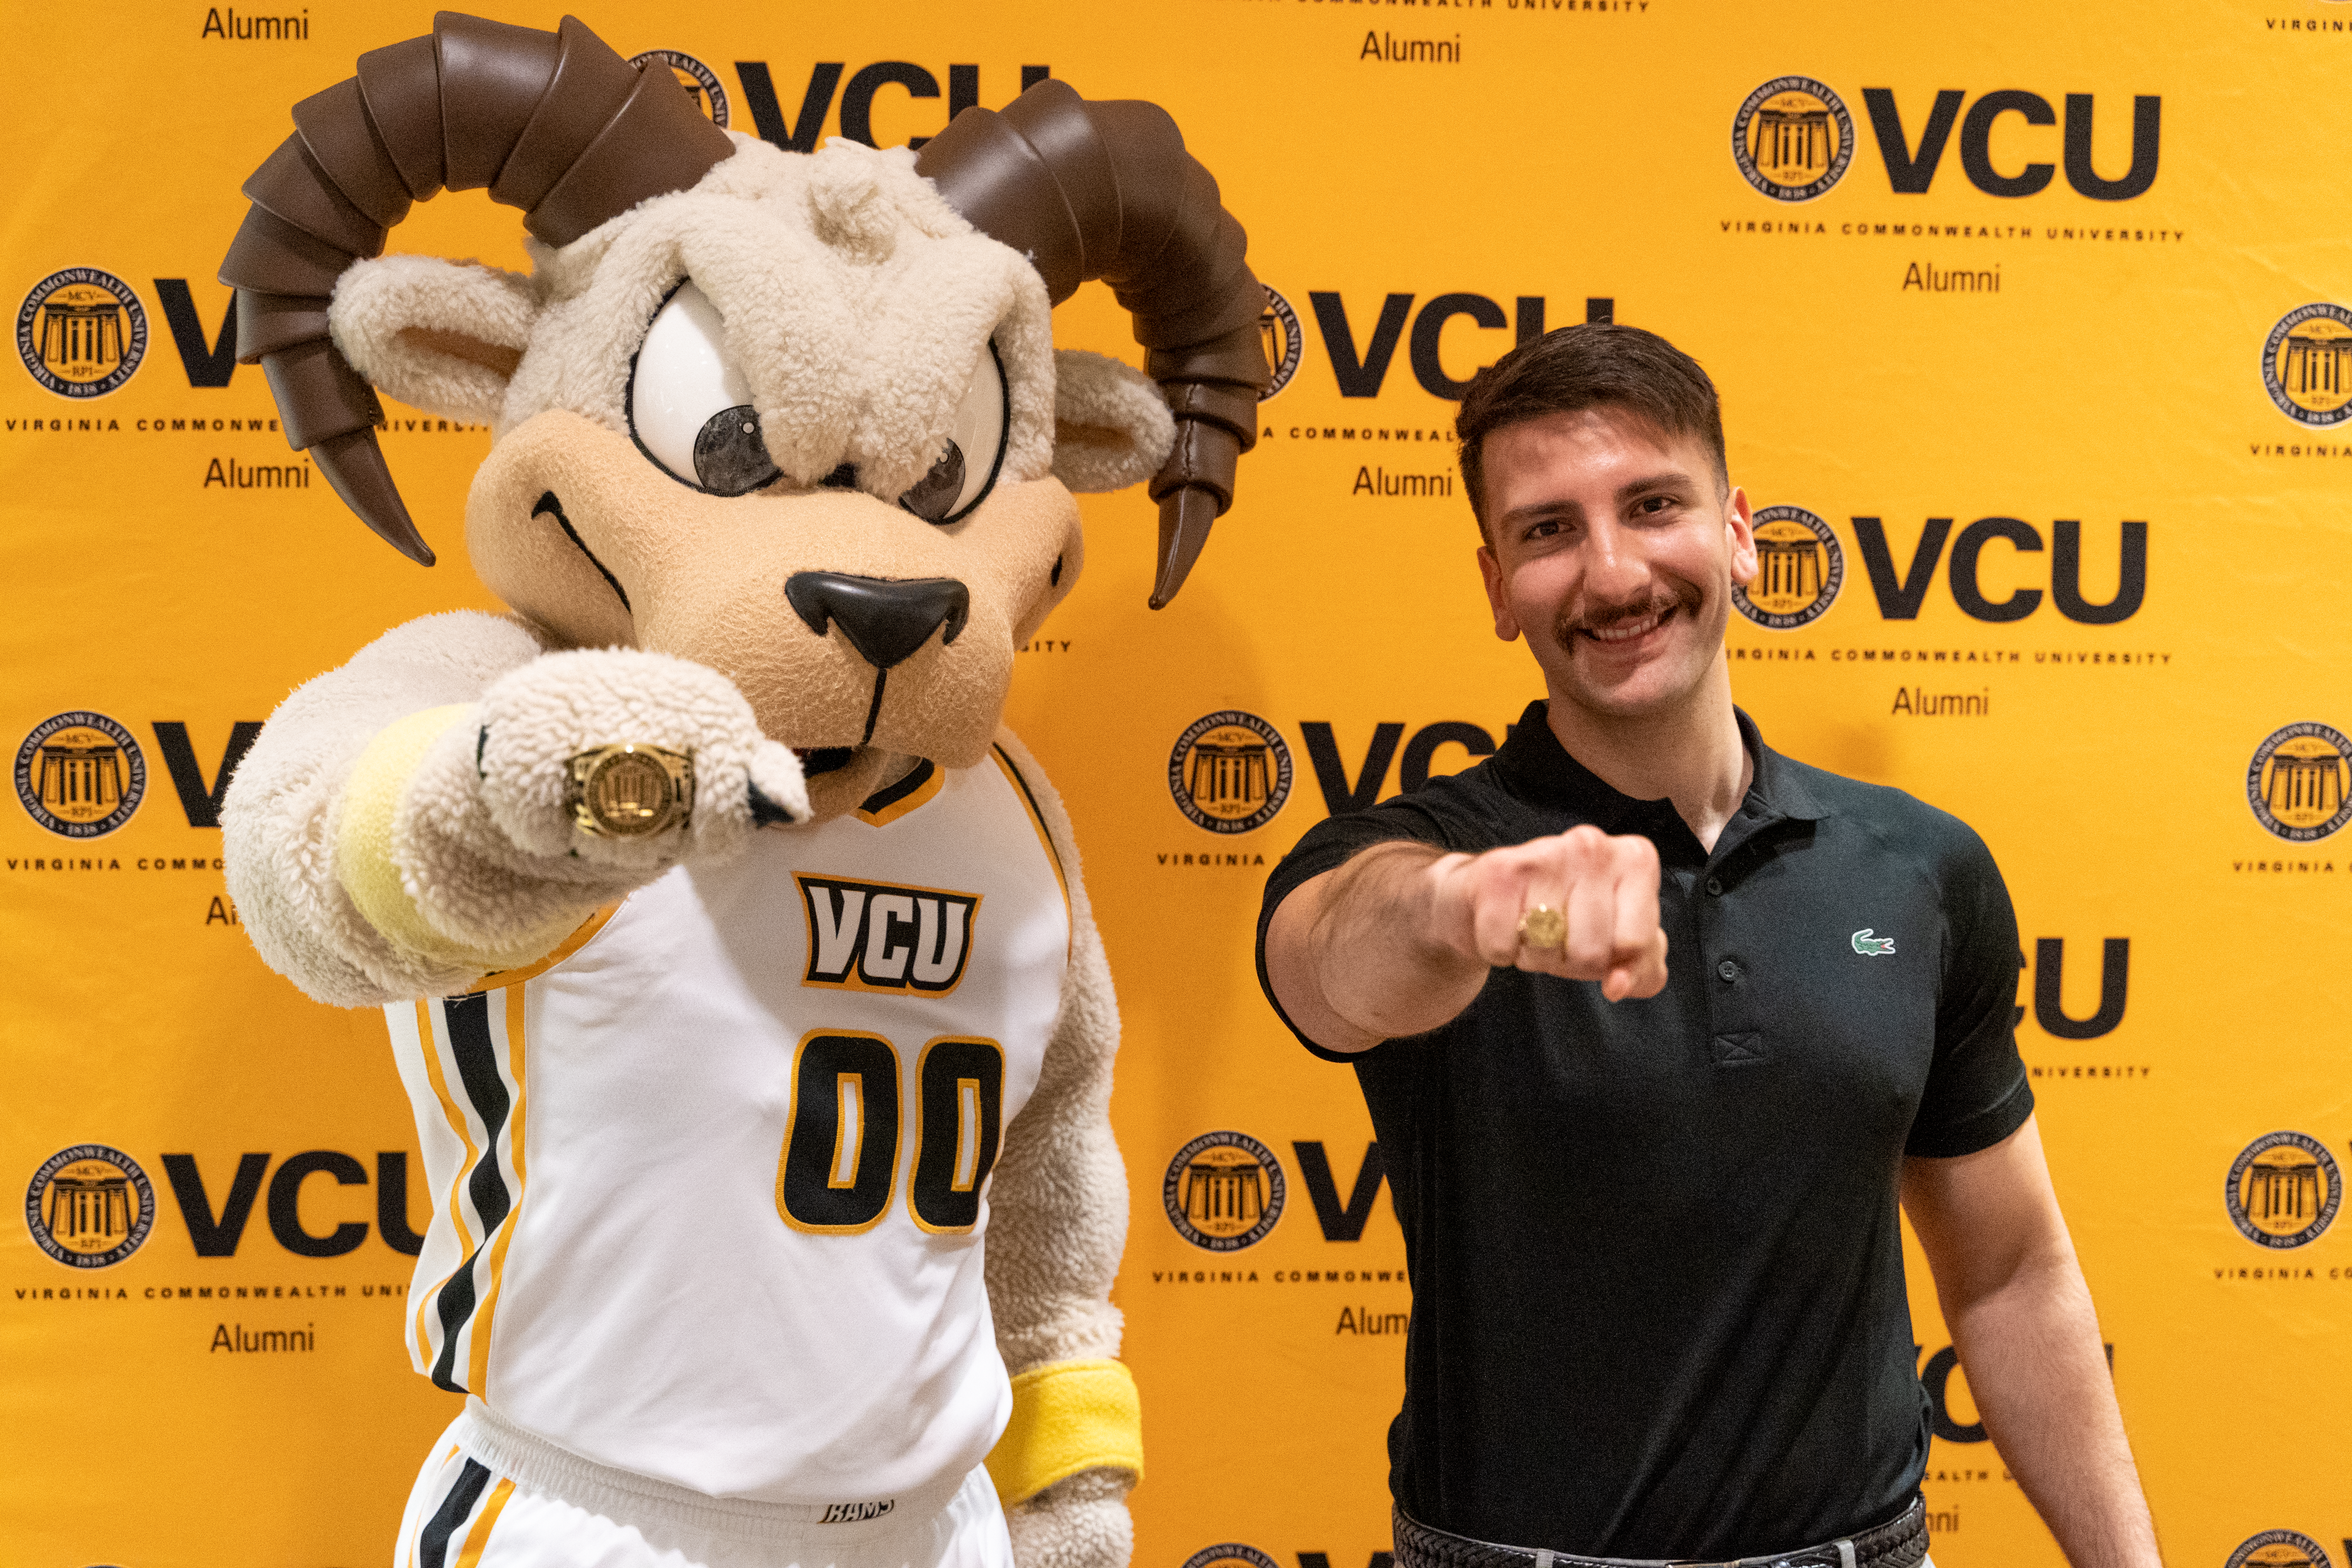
[1255, 810, 1450, 1064]
[1253, 926, 1367, 1064]
[1904, 1073, 2035, 1159]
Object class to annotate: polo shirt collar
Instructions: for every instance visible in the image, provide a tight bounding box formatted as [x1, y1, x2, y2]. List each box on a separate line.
[1735, 707, 1829, 823]
[1488, 699, 1830, 834]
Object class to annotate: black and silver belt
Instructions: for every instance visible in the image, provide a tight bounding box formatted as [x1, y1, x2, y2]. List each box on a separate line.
[1393, 1496, 1928, 1568]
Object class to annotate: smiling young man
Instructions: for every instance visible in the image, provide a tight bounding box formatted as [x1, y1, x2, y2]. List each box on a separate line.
[1256, 326, 2162, 1568]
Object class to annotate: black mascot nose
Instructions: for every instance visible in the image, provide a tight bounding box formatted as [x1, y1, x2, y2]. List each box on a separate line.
[785, 573, 972, 671]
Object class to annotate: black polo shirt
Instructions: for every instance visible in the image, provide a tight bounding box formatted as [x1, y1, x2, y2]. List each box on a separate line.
[1255, 701, 2031, 1561]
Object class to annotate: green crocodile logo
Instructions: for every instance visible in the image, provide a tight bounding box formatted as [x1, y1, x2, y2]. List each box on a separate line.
[1851, 928, 1896, 956]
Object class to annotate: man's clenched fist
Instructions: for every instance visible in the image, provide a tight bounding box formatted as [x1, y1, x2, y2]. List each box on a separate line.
[1264, 823, 1674, 1057]
[1425, 825, 1668, 1001]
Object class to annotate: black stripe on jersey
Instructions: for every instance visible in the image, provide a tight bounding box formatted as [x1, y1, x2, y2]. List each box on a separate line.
[429, 1252, 481, 1392]
[418, 1458, 492, 1568]
[991, 745, 1068, 887]
[444, 995, 514, 1235]
[427, 995, 514, 1393]
[858, 757, 936, 816]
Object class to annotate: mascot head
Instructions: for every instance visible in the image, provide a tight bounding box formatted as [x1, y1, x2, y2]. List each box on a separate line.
[221, 13, 1266, 819]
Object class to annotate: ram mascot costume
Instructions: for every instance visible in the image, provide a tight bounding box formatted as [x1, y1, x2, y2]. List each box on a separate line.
[214, 14, 1266, 1568]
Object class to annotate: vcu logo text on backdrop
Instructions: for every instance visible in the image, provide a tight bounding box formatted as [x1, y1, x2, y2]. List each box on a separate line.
[24, 1145, 427, 1265]
[1733, 78, 2161, 202]
[733, 56, 1052, 154]
[1830, 515, 2146, 625]
[1300, 288, 1614, 401]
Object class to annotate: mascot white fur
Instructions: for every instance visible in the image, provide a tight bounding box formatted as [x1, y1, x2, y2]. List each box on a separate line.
[214, 15, 1267, 1568]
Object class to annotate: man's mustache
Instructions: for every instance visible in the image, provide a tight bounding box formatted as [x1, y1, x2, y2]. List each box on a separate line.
[1554, 593, 1686, 643]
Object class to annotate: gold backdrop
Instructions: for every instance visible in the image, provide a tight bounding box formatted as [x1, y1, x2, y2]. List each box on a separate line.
[5, 2, 2348, 1566]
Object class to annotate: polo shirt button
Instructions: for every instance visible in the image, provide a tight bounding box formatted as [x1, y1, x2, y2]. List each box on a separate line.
[1716, 958, 1740, 981]
[1705, 876, 1724, 896]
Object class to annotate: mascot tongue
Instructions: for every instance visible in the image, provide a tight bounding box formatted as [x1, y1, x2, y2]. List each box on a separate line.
[794, 747, 856, 778]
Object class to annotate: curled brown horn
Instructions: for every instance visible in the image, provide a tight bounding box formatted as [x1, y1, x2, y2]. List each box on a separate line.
[916, 80, 1270, 609]
[220, 12, 734, 565]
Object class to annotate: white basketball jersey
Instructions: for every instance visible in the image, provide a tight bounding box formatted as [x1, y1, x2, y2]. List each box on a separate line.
[382, 745, 1072, 1506]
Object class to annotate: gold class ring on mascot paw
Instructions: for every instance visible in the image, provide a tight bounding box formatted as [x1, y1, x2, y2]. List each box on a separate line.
[1516, 903, 1566, 951]
[566, 744, 694, 838]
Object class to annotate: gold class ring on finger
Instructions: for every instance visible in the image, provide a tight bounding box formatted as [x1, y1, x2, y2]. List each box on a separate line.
[565, 743, 694, 838]
[1516, 903, 1566, 950]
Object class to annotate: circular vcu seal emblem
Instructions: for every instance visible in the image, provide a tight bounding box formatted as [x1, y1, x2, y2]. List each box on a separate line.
[2226, 1532, 2335, 1568]
[2226, 1132, 2340, 1249]
[16, 711, 145, 838]
[2261, 303, 2352, 429]
[26, 1145, 155, 1268]
[1732, 77, 1853, 202]
[1258, 285, 1302, 401]
[16, 268, 148, 398]
[1733, 505, 1842, 629]
[1182, 1547, 1283, 1568]
[631, 51, 730, 128]
[2245, 722, 2352, 842]
[1170, 711, 1292, 833]
[1164, 1131, 1284, 1251]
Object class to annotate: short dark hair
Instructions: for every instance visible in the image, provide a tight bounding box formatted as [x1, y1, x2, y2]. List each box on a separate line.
[1455, 323, 1728, 534]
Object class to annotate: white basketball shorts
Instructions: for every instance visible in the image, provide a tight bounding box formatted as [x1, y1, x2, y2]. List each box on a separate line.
[393, 1401, 1015, 1568]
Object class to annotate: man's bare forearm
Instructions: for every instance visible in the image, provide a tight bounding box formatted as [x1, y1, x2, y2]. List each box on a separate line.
[1948, 1256, 2162, 1568]
[1904, 1123, 2160, 1568]
[1265, 829, 1669, 1055]
[1300, 843, 1489, 1048]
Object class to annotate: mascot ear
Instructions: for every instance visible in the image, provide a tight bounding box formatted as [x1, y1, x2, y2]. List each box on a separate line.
[329, 254, 539, 426]
[1050, 350, 1179, 494]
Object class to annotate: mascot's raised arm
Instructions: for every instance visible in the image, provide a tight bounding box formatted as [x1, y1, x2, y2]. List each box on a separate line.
[214, 14, 1266, 1568]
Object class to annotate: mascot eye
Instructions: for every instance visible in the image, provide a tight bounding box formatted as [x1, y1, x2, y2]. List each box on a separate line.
[627, 281, 781, 497]
[899, 341, 1009, 525]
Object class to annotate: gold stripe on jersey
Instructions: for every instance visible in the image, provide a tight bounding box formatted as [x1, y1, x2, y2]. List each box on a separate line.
[452, 1475, 514, 1568]
[855, 758, 945, 826]
[466, 901, 622, 995]
[413, 999, 481, 1365]
[990, 745, 1072, 938]
[466, 986, 530, 1397]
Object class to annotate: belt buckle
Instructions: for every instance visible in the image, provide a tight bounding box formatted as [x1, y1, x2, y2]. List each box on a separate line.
[1677, 1550, 1844, 1568]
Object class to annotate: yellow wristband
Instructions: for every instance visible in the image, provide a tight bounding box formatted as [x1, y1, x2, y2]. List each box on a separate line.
[984, 1358, 1143, 1509]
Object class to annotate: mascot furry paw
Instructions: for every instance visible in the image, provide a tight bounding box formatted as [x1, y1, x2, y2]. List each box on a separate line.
[214, 14, 1266, 1568]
